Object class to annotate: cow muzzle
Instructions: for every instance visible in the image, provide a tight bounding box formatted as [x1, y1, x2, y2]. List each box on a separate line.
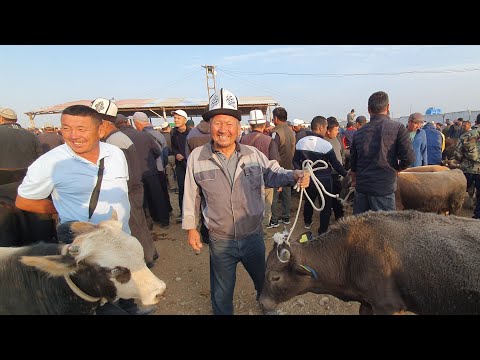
[258, 293, 278, 312]
[130, 268, 166, 306]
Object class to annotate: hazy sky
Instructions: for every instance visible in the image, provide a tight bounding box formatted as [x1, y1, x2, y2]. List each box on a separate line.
[2, 45, 480, 128]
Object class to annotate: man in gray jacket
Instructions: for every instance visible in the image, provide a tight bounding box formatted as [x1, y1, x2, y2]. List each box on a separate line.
[182, 88, 310, 315]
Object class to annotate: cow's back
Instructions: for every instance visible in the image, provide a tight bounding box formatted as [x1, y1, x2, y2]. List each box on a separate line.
[397, 169, 466, 214]
[357, 211, 480, 314]
[401, 165, 449, 173]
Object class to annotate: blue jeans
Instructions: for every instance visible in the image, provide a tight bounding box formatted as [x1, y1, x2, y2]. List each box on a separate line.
[353, 191, 396, 214]
[208, 231, 266, 315]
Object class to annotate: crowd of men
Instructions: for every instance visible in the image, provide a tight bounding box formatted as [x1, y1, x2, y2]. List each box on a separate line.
[1, 88, 479, 315]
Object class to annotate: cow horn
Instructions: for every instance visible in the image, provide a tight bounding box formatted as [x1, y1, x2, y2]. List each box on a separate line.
[111, 208, 118, 221]
[68, 245, 80, 255]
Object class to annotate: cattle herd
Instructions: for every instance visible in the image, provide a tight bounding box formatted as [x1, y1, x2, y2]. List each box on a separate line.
[1, 167, 480, 315]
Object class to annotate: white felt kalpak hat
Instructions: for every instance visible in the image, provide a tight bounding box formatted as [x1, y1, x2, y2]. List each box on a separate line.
[248, 109, 266, 124]
[292, 118, 304, 126]
[202, 88, 242, 122]
[91, 98, 118, 117]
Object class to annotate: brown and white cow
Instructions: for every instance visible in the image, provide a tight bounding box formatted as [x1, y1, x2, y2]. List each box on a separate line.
[0, 217, 166, 315]
[259, 210, 480, 315]
[341, 166, 466, 215]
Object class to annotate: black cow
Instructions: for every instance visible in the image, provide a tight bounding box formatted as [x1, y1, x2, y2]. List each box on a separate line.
[0, 217, 166, 315]
[259, 210, 480, 315]
[0, 168, 57, 247]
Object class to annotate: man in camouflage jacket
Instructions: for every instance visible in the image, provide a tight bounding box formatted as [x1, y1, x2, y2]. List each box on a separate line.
[454, 116, 480, 218]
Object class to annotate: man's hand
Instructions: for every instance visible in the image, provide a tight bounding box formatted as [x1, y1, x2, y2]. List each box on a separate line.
[293, 170, 310, 189]
[187, 229, 203, 252]
[176, 154, 185, 162]
[350, 171, 356, 188]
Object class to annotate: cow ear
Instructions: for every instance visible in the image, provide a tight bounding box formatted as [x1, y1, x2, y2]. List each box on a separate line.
[292, 262, 315, 277]
[20, 255, 77, 277]
[98, 218, 123, 230]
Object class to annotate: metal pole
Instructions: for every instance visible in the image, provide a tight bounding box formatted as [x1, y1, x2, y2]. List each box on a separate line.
[202, 65, 217, 99]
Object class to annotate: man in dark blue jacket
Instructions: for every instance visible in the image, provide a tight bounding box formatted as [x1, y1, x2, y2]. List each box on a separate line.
[406, 112, 428, 167]
[422, 122, 443, 165]
[293, 116, 347, 234]
[350, 91, 414, 214]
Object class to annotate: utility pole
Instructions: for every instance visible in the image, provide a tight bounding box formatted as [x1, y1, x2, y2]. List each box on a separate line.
[202, 65, 216, 99]
[28, 114, 36, 129]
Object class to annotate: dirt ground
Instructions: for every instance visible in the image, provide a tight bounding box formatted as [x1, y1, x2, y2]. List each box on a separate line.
[148, 190, 473, 315]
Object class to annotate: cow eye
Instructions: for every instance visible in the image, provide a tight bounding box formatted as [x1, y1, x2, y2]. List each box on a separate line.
[111, 267, 131, 284]
[279, 248, 291, 262]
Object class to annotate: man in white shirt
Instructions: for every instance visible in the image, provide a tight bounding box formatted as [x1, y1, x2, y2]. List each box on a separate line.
[16, 104, 131, 233]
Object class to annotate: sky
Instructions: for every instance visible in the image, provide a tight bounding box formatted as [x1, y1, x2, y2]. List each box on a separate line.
[2, 45, 480, 129]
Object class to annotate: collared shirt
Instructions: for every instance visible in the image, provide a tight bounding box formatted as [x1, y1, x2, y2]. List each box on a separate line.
[409, 131, 416, 142]
[213, 150, 239, 187]
[18, 142, 131, 233]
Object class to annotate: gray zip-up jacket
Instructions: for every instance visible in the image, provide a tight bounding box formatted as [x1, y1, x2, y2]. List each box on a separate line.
[143, 126, 167, 171]
[182, 141, 297, 241]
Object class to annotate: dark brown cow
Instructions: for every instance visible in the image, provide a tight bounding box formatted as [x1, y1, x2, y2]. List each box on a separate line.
[259, 210, 480, 315]
[395, 168, 466, 214]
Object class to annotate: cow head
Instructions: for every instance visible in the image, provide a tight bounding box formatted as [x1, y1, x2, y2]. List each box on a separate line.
[259, 231, 319, 312]
[20, 218, 166, 306]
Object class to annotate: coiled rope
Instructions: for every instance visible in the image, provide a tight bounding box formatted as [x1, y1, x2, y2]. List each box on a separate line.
[274, 159, 354, 262]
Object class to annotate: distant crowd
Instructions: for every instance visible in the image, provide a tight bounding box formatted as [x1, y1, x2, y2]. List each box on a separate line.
[2, 88, 480, 315]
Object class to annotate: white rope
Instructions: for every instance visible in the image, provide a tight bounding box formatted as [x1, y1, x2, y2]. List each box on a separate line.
[283, 159, 340, 246]
[61, 245, 108, 305]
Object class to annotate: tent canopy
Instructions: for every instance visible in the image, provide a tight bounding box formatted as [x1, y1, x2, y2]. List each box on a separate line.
[26, 96, 279, 120]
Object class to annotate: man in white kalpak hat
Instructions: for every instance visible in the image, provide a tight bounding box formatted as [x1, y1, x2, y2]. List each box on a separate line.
[240, 110, 281, 233]
[182, 89, 310, 315]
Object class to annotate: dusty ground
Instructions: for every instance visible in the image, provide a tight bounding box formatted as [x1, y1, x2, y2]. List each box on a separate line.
[148, 190, 473, 315]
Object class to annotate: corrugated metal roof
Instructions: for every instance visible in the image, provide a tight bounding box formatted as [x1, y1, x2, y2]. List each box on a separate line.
[26, 96, 279, 118]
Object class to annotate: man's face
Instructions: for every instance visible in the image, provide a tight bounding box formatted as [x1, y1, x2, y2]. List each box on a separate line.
[210, 114, 240, 150]
[174, 114, 187, 128]
[61, 114, 103, 158]
[101, 120, 116, 138]
[407, 120, 421, 132]
[325, 125, 339, 139]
